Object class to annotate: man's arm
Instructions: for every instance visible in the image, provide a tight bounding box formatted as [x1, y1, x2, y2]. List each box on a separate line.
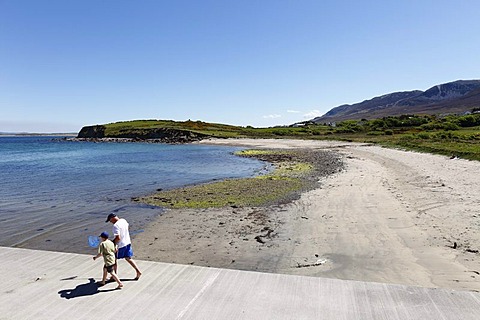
[112, 224, 121, 246]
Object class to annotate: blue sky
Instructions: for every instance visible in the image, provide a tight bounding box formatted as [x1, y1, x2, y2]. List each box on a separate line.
[1, 1, 480, 132]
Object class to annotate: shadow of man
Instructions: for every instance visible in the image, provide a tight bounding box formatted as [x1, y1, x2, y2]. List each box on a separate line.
[58, 278, 115, 299]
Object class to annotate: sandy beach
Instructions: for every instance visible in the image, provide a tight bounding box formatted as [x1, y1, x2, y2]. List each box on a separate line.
[134, 138, 480, 292]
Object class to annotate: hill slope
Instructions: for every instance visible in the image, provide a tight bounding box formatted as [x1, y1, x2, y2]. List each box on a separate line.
[313, 80, 480, 123]
[76, 120, 247, 142]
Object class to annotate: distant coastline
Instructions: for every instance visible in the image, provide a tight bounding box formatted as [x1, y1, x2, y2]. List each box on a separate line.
[0, 132, 77, 137]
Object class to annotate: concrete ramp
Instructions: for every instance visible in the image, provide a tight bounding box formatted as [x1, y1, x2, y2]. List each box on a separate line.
[0, 246, 479, 319]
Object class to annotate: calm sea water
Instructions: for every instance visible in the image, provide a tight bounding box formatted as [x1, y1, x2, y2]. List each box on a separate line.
[0, 136, 268, 254]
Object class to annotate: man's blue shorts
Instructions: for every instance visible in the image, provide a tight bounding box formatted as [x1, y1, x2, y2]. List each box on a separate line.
[116, 244, 133, 259]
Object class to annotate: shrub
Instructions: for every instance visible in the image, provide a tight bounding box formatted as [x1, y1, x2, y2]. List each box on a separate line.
[399, 134, 415, 142]
[337, 120, 363, 132]
[457, 114, 480, 127]
[443, 122, 460, 131]
[368, 119, 386, 130]
[416, 132, 430, 139]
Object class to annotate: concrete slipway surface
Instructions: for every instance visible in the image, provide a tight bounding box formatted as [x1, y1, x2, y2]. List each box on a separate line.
[1, 247, 479, 320]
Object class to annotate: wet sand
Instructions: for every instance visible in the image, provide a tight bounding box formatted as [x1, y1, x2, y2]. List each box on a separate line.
[134, 138, 480, 291]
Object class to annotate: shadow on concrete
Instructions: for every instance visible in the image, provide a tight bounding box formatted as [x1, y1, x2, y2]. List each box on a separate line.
[58, 278, 116, 299]
[119, 277, 140, 282]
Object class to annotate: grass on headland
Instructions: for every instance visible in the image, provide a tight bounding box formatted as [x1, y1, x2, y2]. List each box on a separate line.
[104, 119, 251, 138]
[102, 112, 480, 161]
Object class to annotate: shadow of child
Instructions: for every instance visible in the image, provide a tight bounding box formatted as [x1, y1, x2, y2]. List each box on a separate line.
[58, 278, 116, 299]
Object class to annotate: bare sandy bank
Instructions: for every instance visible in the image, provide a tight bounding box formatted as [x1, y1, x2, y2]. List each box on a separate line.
[134, 138, 480, 291]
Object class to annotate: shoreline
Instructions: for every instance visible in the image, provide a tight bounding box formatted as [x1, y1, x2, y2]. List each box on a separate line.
[133, 138, 480, 292]
[134, 148, 344, 209]
[0, 133, 76, 137]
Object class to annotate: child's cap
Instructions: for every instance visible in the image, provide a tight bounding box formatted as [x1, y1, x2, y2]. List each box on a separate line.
[99, 232, 109, 239]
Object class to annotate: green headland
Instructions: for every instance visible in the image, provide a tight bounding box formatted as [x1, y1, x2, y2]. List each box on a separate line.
[78, 112, 480, 161]
[76, 113, 480, 209]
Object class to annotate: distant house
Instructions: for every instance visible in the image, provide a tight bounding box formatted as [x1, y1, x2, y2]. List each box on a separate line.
[291, 123, 306, 127]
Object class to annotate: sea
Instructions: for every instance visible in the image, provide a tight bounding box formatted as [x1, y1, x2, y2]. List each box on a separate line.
[0, 136, 268, 254]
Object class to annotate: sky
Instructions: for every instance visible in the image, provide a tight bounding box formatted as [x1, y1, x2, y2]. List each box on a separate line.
[1, 1, 480, 133]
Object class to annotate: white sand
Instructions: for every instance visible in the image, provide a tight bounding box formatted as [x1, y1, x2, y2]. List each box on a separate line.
[134, 138, 480, 291]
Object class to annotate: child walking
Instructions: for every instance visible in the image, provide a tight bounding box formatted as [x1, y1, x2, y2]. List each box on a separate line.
[93, 232, 123, 289]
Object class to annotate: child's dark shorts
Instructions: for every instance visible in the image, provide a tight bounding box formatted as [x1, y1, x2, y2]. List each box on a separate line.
[104, 264, 115, 273]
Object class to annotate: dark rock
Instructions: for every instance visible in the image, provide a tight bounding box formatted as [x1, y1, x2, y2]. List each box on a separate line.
[77, 125, 106, 138]
[75, 126, 211, 144]
[254, 236, 266, 244]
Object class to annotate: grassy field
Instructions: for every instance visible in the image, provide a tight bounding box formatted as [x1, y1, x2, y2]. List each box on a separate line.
[103, 119, 242, 138]
[102, 112, 480, 161]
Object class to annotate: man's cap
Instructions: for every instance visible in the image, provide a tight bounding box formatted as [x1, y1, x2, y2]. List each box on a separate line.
[105, 213, 116, 223]
[99, 231, 109, 239]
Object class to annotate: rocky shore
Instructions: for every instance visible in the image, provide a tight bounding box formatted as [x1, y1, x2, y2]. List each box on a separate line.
[72, 124, 210, 143]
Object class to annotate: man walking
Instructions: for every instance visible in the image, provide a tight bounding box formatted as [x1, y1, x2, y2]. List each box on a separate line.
[106, 213, 142, 280]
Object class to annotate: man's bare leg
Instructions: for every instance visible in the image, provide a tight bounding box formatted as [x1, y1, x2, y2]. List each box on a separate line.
[126, 257, 142, 279]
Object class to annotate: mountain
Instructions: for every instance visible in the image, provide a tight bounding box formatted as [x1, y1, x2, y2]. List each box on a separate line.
[312, 80, 480, 123]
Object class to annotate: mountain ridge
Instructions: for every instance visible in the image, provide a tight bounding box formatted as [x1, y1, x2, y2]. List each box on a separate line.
[312, 80, 480, 123]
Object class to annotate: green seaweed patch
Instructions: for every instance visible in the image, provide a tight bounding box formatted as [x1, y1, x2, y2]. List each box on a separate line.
[238, 149, 314, 178]
[136, 176, 303, 209]
[273, 162, 313, 177]
[135, 148, 342, 209]
[235, 149, 286, 156]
